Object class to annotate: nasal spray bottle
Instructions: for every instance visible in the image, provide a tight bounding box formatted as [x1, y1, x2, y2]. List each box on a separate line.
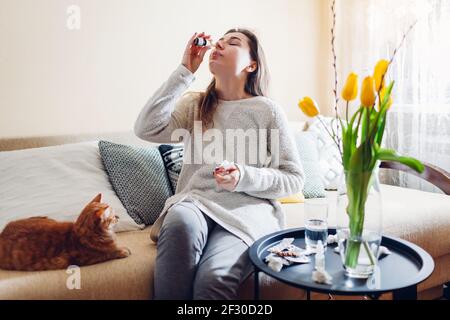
[312, 240, 332, 284]
[193, 37, 215, 47]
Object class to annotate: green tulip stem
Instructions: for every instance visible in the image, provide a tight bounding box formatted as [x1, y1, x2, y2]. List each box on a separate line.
[344, 170, 372, 268]
[346, 101, 349, 123]
[363, 241, 376, 266]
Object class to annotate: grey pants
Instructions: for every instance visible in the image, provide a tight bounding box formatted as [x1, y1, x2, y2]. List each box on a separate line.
[154, 200, 252, 300]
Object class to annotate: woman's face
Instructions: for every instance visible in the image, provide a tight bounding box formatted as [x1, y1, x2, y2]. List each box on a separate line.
[209, 32, 255, 77]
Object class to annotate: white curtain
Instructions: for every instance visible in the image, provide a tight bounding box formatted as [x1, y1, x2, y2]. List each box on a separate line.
[334, 0, 450, 193]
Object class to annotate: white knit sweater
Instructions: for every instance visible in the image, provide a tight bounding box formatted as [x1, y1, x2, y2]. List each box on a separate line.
[134, 64, 304, 246]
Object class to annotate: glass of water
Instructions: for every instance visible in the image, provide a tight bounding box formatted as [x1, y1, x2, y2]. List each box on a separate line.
[304, 198, 329, 251]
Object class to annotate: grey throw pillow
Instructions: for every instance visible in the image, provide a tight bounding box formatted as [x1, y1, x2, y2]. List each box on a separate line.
[293, 131, 326, 198]
[98, 141, 173, 225]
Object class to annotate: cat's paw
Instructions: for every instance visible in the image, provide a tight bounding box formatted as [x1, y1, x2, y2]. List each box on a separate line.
[117, 247, 131, 258]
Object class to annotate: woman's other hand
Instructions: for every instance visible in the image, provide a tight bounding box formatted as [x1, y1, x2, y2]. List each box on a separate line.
[213, 164, 241, 192]
[182, 32, 212, 74]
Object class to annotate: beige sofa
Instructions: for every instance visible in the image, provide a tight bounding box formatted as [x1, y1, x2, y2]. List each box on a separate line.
[0, 131, 449, 300]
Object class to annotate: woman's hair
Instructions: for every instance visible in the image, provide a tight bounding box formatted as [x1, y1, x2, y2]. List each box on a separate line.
[198, 28, 270, 130]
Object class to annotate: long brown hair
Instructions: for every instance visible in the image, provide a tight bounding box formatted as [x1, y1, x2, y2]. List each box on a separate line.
[198, 28, 270, 130]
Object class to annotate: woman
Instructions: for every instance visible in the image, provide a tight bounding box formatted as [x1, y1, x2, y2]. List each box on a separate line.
[134, 28, 304, 300]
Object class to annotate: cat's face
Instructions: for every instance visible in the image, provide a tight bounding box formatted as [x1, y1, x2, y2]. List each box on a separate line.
[76, 193, 119, 232]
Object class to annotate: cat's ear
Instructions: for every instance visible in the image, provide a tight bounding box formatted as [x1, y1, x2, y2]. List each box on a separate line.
[90, 193, 103, 204]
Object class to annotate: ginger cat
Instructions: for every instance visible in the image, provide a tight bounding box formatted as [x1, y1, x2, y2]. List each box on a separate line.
[0, 193, 131, 271]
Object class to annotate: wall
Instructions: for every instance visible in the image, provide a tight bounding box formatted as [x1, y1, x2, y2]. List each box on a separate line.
[0, 0, 331, 138]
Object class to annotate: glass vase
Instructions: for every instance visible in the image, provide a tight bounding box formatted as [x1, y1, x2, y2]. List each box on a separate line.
[336, 166, 383, 279]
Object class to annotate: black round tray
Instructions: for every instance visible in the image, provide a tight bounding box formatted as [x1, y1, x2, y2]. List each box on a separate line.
[249, 228, 434, 296]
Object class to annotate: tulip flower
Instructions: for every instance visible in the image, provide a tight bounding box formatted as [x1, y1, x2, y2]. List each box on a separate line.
[293, 20, 424, 274]
[374, 60, 389, 91]
[298, 97, 320, 117]
[341, 73, 358, 102]
[361, 76, 376, 107]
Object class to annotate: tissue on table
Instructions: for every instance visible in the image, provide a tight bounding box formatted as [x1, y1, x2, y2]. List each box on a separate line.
[312, 269, 333, 285]
[265, 238, 311, 272]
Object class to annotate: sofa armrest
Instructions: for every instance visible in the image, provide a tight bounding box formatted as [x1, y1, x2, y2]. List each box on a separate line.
[380, 161, 450, 195]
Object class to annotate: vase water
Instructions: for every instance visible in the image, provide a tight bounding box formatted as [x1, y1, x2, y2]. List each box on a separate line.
[336, 167, 383, 279]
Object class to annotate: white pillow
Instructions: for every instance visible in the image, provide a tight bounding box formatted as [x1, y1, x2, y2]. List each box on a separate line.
[306, 116, 343, 190]
[0, 141, 144, 233]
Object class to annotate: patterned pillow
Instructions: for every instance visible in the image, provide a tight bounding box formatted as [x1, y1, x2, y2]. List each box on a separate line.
[306, 116, 343, 190]
[158, 144, 184, 194]
[98, 141, 173, 225]
[293, 131, 326, 198]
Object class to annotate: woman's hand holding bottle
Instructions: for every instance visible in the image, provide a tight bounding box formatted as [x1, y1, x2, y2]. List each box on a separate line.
[182, 32, 212, 74]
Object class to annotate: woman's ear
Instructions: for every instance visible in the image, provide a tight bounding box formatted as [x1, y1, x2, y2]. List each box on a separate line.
[246, 63, 257, 73]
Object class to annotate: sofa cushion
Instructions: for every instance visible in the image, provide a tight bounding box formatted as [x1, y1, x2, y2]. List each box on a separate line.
[378, 185, 450, 258]
[99, 141, 173, 225]
[0, 141, 143, 233]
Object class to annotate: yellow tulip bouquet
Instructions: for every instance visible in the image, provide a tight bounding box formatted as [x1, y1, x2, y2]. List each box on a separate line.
[298, 3, 424, 272]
